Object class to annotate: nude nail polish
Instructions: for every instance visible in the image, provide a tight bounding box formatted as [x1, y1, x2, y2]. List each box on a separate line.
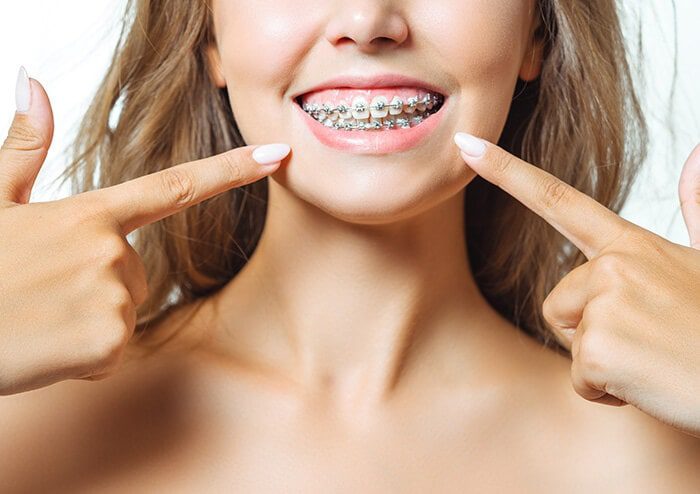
[15, 65, 31, 113]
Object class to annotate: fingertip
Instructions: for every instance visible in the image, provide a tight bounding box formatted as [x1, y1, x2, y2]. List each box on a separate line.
[252, 143, 291, 166]
[15, 66, 30, 113]
[11, 72, 55, 146]
[260, 161, 282, 172]
[454, 132, 487, 160]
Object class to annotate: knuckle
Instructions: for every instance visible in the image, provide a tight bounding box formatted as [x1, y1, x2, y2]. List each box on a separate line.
[585, 293, 615, 317]
[576, 329, 609, 376]
[111, 286, 134, 313]
[541, 293, 558, 326]
[161, 168, 197, 208]
[219, 151, 244, 184]
[592, 252, 627, 280]
[91, 321, 131, 368]
[539, 177, 571, 211]
[491, 151, 515, 178]
[97, 235, 129, 267]
[3, 119, 46, 152]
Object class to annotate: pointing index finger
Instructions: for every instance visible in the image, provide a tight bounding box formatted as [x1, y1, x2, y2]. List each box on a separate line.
[455, 132, 629, 259]
[80, 143, 290, 236]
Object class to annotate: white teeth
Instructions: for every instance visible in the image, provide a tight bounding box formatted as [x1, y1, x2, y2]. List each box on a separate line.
[404, 96, 418, 114]
[324, 102, 339, 121]
[370, 96, 388, 118]
[389, 96, 403, 116]
[351, 97, 370, 120]
[338, 100, 352, 119]
[302, 92, 443, 131]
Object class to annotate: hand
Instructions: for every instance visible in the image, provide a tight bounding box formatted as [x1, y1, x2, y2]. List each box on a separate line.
[0, 72, 291, 395]
[455, 132, 700, 438]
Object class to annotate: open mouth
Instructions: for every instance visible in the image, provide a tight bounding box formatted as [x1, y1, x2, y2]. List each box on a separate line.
[294, 87, 446, 131]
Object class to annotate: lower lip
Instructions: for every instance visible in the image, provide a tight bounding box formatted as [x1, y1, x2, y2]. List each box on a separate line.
[293, 99, 447, 155]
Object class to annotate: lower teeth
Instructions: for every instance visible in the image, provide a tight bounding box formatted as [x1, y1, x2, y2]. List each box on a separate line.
[323, 114, 429, 131]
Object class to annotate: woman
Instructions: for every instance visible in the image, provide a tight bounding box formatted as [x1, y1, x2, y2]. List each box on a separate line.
[1, 0, 699, 491]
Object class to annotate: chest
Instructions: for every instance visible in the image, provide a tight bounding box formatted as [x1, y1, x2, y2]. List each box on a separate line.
[18, 407, 663, 494]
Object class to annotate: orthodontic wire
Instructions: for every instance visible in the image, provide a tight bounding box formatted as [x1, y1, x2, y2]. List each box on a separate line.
[301, 93, 443, 130]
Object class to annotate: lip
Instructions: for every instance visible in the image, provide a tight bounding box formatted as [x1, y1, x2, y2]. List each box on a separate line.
[291, 73, 448, 101]
[294, 100, 447, 155]
[291, 73, 449, 155]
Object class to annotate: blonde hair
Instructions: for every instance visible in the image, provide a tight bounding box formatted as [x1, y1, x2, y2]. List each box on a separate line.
[56, 0, 647, 356]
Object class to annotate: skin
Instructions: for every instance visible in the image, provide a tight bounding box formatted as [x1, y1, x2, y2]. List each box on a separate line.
[0, 0, 699, 491]
[456, 136, 700, 437]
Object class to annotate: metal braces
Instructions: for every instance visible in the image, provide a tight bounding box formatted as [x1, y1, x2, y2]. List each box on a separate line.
[319, 109, 440, 131]
[302, 93, 443, 118]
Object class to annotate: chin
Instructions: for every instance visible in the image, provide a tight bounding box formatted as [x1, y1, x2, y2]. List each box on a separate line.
[268, 144, 476, 226]
[235, 90, 481, 226]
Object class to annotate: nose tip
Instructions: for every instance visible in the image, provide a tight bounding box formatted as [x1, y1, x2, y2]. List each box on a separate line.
[325, 9, 409, 53]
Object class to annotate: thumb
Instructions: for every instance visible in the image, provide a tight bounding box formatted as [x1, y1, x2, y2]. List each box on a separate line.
[0, 66, 55, 205]
[679, 143, 700, 250]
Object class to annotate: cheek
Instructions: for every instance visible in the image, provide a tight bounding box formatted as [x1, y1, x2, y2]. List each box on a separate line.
[215, 1, 321, 92]
[213, 1, 325, 143]
[422, 0, 532, 140]
[429, 0, 530, 76]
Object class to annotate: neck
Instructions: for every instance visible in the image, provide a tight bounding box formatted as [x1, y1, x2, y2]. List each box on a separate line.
[200, 178, 498, 408]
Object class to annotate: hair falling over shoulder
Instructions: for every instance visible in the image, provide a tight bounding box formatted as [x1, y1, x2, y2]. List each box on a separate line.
[55, 0, 648, 357]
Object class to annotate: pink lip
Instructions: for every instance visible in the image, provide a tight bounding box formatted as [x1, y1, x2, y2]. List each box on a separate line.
[292, 73, 448, 155]
[292, 73, 447, 100]
[294, 101, 446, 155]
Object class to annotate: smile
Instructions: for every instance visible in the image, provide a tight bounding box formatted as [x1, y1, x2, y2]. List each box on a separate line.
[292, 75, 449, 154]
[297, 90, 445, 131]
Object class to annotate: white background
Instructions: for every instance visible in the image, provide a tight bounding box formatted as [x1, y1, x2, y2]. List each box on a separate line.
[0, 1, 698, 246]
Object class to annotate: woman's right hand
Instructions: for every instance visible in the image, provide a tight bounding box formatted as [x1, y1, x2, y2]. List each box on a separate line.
[0, 72, 290, 396]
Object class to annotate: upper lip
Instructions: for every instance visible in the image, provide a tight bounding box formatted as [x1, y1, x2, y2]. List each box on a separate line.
[292, 73, 448, 101]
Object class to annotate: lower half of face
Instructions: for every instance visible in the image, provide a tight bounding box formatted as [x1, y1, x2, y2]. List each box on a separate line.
[212, 0, 534, 224]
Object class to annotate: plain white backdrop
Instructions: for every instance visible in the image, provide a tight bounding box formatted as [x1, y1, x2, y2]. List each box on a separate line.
[0, 1, 698, 245]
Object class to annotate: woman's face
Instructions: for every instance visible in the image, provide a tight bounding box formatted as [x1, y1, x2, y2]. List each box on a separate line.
[207, 0, 541, 224]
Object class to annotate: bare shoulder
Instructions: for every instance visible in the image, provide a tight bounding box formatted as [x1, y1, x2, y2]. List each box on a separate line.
[504, 327, 700, 490]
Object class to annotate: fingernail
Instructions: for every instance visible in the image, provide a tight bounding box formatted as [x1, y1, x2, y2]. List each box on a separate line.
[252, 143, 291, 166]
[454, 132, 486, 158]
[15, 65, 31, 113]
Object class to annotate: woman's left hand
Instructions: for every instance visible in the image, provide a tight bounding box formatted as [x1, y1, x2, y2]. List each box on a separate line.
[455, 133, 700, 438]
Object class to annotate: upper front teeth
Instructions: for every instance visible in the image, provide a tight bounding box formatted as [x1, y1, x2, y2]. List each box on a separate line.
[303, 93, 441, 119]
[351, 97, 370, 119]
[370, 96, 388, 118]
[389, 96, 404, 115]
[404, 96, 418, 114]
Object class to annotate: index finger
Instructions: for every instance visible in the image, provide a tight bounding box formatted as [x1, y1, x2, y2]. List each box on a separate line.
[454, 132, 629, 259]
[79, 143, 290, 236]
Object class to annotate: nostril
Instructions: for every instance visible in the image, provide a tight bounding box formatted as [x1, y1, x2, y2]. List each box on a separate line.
[334, 36, 397, 51]
[336, 37, 355, 46]
[373, 37, 394, 45]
